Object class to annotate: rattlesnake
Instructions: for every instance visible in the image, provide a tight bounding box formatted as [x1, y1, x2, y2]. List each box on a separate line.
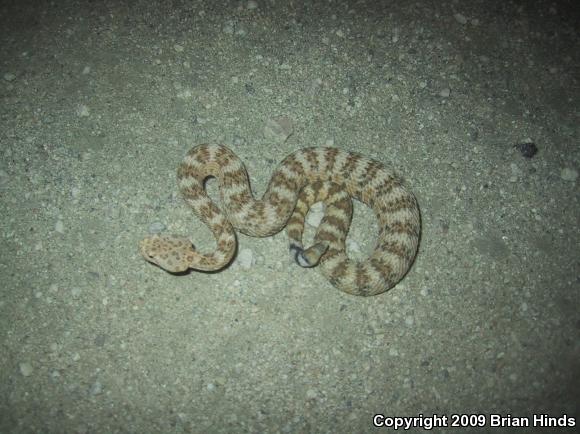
[139, 144, 420, 296]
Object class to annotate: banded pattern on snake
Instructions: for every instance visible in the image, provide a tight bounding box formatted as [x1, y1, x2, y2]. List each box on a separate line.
[139, 144, 420, 296]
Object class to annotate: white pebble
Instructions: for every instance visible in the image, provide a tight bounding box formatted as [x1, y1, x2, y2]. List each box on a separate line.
[55, 219, 65, 234]
[263, 116, 294, 143]
[148, 221, 166, 233]
[439, 88, 450, 98]
[246, 0, 258, 9]
[453, 13, 467, 25]
[89, 380, 103, 395]
[347, 239, 361, 254]
[237, 248, 254, 270]
[19, 362, 33, 376]
[4, 72, 16, 81]
[560, 167, 578, 181]
[76, 104, 90, 117]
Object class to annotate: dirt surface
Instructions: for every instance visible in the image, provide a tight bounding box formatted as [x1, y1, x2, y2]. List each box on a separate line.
[1, 0, 579, 433]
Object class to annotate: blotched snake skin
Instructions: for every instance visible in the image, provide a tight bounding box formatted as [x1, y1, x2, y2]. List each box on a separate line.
[140, 144, 420, 296]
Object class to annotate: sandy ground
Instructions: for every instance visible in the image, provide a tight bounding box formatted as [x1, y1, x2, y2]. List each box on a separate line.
[1, 0, 579, 433]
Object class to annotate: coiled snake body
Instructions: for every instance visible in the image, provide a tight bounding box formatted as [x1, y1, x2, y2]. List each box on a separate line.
[140, 144, 420, 296]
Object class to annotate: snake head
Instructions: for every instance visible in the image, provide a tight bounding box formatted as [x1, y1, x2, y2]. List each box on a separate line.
[139, 234, 196, 273]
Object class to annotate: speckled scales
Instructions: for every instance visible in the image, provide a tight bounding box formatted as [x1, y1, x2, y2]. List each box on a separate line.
[140, 144, 420, 296]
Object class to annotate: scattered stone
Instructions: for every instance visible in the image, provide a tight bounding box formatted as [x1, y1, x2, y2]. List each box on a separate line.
[19, 362, 33, 377]
[245, 82, 255, 95]
[246, 0, 258, 9]
[0, 169, 9, 185]
[237, 248, 254, 270]
[89, 380, 102, 395]
[222, 21, 235, 34]
[174, 44, 184, 52]
[3, 72, 16, 81]
[514, 142, 538, 158]
[305, 388, 317, 399]
[76, 104, 90, 117]
[509, 163, 522, 182]
[453, 13, 468, 25]
[560, 167, 578, 182]
[55, 219, 65, 234]
[50, 370, 61, 381]
[148, 221, 166, 233]
[347, 239, 361, 254]
[439, 88, 451, 98]
[263, 116, 294, 143]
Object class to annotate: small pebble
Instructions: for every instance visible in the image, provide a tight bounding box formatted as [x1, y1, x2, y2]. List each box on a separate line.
[347, 239, 361, 254]
[0, 169, 9, 185]
[89, 380, 102, 395]
[263, 116, 294, 143]
[19, 362, 33, 377]
[453, 13, 468, 25]
[148, 221, 166, 233]
[4, 72, 16, 81]
[223, 21, 234, 34]
[237, 248, 254, 270]
[305, 388, 317, 399]
[55, 219, 65, 234]
[514, 142, 538, 158]
[76, 104, 90, 117]
[246, 0, 258, 9]
[560, 167, 578, 182]
[439, 88, 450, 98]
